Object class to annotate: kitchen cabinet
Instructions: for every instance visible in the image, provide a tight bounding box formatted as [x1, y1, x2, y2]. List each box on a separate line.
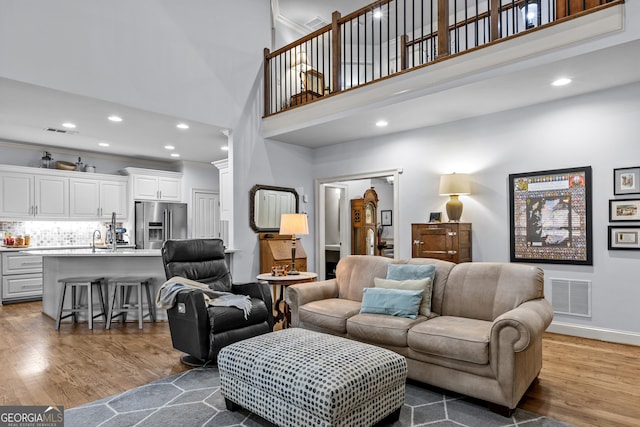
[123, 168, 182, 202]
[69, 177, 128, 219]
[411, 223, 472, 264]
[1, 252, 43, 302]
[0, 171, 68, 219]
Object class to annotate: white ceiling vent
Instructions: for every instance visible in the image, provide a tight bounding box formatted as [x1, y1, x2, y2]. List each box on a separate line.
[305, 16, 329, 31]
[45, 127, 78, 135]
[551, 278, 591, 317]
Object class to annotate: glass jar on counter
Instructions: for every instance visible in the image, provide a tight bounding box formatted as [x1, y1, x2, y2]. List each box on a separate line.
[24, 235, 31, 246]
[15, 235, 25, 246]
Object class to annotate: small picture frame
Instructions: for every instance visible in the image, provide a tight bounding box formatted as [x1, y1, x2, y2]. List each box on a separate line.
[429, 212, 442, 223]
[609, 199, 640, 222]
[381, 210, 392, 226]
[608, 225, 640, 250]
[613, 167, 640, 195]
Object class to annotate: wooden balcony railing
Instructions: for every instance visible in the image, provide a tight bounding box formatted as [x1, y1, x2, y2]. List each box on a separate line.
[264, 0, 621, 116]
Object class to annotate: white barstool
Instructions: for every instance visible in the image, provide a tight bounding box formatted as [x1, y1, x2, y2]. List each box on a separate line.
[55, 277, 107, 330]
[106, 277, 156, 329]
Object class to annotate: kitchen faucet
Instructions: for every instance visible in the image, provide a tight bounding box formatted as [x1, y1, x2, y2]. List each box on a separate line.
[92, 229, 101, 253]
[111, 212, 117, 252]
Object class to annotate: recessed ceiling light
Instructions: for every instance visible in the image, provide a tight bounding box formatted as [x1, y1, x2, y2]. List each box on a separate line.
[376, 120, 388, 127]
[552, 78, 572, 86]
[108, 115, 123, 122]
[62, 122, 76, 129]
[373, 10, 383, 19]
[170, 153, 180, 158]
[164, 145, 175, 150]
[98, 142, 110, 147]
[176, 123, 189, 130]
[221, 146, 229, 151]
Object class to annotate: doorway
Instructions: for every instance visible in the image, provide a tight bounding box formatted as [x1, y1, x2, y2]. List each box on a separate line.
[316, 169, 401, 280]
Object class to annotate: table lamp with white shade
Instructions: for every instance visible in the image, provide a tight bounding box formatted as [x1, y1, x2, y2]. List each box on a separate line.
[279, 213, 309, 275]
[439, 173, 471, 222]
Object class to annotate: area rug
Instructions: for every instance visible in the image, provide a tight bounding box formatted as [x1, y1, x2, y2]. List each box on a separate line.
[65, 367, 573, 427]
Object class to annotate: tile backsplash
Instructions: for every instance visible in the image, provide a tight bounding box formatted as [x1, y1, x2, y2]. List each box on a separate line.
[0, 221, 129, 247]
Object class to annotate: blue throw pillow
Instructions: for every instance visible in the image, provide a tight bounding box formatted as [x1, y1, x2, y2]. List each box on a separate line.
[360, 288, 424, 319]
[387, 264, 436, 282]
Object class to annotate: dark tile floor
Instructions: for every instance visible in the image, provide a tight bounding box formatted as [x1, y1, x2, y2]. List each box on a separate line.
[66, 368, 574, 427]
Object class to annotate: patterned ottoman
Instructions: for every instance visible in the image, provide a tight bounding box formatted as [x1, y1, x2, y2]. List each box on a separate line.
[218, 328, 407, 427]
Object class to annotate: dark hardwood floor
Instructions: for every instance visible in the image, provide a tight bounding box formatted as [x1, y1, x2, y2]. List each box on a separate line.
[1, 301, 638, 427]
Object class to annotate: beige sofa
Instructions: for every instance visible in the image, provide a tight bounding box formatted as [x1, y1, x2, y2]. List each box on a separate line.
[286, 255, 553, 411]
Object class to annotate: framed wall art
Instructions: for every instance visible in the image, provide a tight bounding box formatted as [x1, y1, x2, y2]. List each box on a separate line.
[608, 225, 640, 250]
[609, 199, 640, 222]
[509, 166, 593, 265]
[613, 166, 640, 195]
[381, 210, 392, 226]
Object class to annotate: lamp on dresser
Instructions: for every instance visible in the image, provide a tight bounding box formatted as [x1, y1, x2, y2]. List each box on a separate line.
[439, 173, 471, 222]
[279, 213, 309, 275]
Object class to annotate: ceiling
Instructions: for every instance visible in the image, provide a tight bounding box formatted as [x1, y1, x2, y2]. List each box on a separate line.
[0, 1, 369, 166]
[0, 1, 637, 164]
[0, 78, 230, 165]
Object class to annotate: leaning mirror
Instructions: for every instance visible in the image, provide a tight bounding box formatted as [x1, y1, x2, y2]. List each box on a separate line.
[250, 184, 299, 232]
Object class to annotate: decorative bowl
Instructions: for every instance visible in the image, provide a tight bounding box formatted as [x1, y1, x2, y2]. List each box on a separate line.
[56, 161, 76, 170]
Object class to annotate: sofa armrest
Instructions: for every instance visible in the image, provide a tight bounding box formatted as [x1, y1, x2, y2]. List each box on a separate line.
[285, 279, 339, 326]
[490, 298, 553, 353]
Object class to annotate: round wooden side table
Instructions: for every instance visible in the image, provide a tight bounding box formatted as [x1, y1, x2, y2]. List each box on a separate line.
[256, 272, 317, 328]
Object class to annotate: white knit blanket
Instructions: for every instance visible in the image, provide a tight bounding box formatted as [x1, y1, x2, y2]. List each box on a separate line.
[156, 276, 252, 319]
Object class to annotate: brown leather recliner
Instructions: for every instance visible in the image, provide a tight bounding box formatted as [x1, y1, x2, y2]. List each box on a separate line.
[161, 238, 273, 366]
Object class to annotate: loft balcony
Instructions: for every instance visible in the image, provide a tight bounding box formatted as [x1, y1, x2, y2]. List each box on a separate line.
[263, 0, 630, 146]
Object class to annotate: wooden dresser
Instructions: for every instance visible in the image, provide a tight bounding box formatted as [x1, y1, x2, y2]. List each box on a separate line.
[411, 223, 472, 264]
[259, 233, 307, 274]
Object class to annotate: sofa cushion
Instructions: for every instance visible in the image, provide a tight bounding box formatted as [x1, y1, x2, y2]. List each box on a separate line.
[336, 255, 392, 301]
[407, 316, 491, 365]
[441, 263, 544, 321]
[387, 264, 436, 282]
[360, 288, 424, 319]
[392, 259, 455, 316]
[299, 298, 362, 334]
[348, 313, 427, 347]
[374, 277, 433, 317]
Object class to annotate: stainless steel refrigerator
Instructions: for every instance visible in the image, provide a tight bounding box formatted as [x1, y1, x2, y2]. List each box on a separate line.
[135, 201, 188, 249]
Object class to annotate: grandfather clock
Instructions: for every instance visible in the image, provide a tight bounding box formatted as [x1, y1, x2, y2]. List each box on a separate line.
[351, 188, 378, 255]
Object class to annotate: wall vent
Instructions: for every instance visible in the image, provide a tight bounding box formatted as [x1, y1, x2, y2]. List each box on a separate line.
[551, 278, 591, 317]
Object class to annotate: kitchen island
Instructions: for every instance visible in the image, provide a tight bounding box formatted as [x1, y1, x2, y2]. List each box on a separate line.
[26, 248, 168, 323]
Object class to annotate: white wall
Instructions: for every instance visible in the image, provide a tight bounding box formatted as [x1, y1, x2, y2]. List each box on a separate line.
[310, 82, 640, 340]
[229, 72, 315, 282]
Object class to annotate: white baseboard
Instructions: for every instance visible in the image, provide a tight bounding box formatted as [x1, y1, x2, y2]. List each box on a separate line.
[548, 321, 640, 346]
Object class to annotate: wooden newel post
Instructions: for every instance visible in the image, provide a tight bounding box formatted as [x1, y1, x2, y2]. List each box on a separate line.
[264, 48, 271, 115]
[331, 11, 342, 94]
[490, 0, 500, 42]
[400, 35, 408, 71]
[437, 0, 450, 59]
